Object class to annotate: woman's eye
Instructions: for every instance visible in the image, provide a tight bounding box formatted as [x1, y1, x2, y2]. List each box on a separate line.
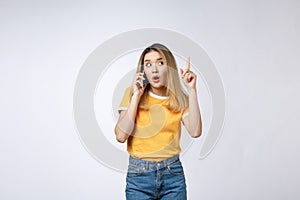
[158, 61, 164, 66]
[145, 63, 152, 67]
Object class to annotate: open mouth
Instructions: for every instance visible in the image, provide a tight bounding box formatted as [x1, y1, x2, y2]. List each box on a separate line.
[152, 76, 160, 83]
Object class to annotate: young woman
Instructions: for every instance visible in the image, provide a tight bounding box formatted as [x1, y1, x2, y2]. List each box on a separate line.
[115, 43, 202, 200]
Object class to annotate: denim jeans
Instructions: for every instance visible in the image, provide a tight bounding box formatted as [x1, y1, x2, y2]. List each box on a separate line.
[125, 155, 187, 200]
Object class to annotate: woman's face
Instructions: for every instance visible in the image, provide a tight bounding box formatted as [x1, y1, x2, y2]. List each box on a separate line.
[143, 51, 168, 90]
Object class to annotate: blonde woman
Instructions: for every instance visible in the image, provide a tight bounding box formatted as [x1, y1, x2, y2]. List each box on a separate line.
[115, 43, 202, 200]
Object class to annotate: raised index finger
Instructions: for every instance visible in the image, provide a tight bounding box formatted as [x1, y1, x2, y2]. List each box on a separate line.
[186, 56, 190, 71]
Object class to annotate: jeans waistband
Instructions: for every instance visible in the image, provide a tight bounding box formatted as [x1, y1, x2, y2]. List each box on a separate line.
[129, 155, 180, 170]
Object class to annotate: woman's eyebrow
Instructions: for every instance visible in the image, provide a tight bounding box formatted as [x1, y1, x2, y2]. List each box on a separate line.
[144, 57, 163, 62]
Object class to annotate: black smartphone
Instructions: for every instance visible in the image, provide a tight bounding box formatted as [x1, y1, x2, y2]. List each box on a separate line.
[140, 65, 149, 85]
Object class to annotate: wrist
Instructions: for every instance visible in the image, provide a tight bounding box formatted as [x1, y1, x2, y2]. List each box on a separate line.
[187, 88, 197, 95]
[132, 92, 142, 100]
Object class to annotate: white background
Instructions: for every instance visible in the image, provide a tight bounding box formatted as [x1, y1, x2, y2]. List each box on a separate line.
[1, 0, 299, 199]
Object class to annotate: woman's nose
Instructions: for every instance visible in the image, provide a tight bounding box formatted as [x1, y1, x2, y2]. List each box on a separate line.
[152, 64, 158, 73]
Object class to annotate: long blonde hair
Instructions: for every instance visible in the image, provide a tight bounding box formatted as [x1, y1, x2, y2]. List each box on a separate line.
[131, 43, 188, 112]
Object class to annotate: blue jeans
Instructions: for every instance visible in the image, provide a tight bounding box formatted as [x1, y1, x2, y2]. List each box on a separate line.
[126, 155, 187, 200]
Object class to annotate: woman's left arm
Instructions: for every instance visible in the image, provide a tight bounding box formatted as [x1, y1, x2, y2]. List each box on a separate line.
[180, 57, 202, 138]
[182, 89, 202, 138]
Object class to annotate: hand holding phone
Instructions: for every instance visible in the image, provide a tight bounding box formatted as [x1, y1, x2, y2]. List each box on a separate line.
[140, 65, 149, 85]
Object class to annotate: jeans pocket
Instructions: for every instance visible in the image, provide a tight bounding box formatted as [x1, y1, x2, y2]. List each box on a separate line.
[127, 165, 143, 177]
[167, 160, 184, 176]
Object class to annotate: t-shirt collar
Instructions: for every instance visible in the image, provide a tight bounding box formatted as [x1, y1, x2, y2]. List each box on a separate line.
[149, 91, 169, 100]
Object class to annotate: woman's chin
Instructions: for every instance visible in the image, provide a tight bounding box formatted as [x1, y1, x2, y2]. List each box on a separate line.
[150, 83, 166, 89]
[150, 84, 166, 90]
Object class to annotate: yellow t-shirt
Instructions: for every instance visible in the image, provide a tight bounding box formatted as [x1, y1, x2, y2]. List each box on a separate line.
[118, 87, 189, 161]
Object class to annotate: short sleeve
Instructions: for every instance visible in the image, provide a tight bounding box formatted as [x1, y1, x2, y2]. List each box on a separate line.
[118, 87, 132, 112]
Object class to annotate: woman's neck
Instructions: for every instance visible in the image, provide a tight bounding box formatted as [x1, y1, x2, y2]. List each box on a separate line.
[150, 86, 167, 96]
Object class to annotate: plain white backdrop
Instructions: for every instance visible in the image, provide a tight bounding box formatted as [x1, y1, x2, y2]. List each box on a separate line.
[1, 0, 299, 199]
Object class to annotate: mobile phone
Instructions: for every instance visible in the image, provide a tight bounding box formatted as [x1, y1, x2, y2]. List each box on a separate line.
[140, 65, 149, 85]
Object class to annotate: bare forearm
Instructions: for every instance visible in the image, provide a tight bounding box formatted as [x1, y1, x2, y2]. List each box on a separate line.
[115, 93, 140, 142]
[187, 89, 202, 137]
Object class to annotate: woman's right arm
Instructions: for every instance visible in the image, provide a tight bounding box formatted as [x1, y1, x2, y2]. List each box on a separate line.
[114, 73, 145, 143]
[114, 93, 141, 143]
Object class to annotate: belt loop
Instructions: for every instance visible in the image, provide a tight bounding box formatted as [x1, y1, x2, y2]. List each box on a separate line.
[163, 159, 167, 168]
